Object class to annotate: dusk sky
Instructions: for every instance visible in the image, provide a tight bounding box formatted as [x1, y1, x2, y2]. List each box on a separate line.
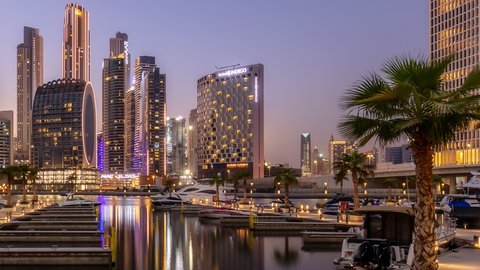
[0, 0, 428, 167]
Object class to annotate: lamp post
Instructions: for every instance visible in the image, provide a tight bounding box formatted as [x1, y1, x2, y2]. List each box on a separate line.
[324, 182, 328, 194]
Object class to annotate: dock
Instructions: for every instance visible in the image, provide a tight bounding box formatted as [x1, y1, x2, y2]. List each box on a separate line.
[0, 204, 112, 269]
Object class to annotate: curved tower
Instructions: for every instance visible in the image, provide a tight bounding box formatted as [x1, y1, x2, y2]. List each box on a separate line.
[32, 79, 96, 168]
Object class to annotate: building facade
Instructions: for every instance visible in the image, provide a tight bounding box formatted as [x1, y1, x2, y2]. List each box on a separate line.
[187, 109, 198, 177]
[16, 26, 43, 163]
[124, 86, 139, 173]
[328, 135, 357, 172]
[430, 0, 480, 166]
[134, 56, 166, 178]
[32, 79, 98, 190]
[300, 133, 312, 176]
[102, 56, 128, 173]
[63, 3, 90, 81]
[0, 111, 14, 168]
[196, 64, 264, 179]
[109, 32, 130, 84]
[166, 117, 187, 175]
[385, 145, 412, 164]
[97, 132, 104, 173]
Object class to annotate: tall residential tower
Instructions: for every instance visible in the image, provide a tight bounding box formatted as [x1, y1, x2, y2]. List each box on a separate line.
[63, 3, 90, 81]
[300, 133, 312, 177]
[16, 26, 43, 163]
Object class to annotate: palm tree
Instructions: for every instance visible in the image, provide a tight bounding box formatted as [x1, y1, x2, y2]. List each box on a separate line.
[333, 164, 349, 193]
[234, 170, 251, 203]
[28, 168, 39, 202]
[229, 172, 242, 202]
[163, 178, 175, 196]
[209, 174, 224, 206]
[0, 165, 20, 206]
[332, 151, 375, 209]
[274, 169, 299, 209]
[17, 164, 31, 203]
[338, 55, 480, 270]
[67, 173, 78, 193]
[273, 237, 299, 267]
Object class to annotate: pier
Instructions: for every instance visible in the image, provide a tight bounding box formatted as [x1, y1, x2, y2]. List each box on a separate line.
[0, 203, 112, 269]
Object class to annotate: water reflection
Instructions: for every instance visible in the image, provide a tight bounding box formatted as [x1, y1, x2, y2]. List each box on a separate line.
[99, 197, 338, 270]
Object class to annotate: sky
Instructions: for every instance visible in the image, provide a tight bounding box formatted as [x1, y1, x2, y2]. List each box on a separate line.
[0, 0, 428, 168]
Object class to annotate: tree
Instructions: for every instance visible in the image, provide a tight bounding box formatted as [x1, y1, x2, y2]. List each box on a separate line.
[17, 164, 31, 203]
[273, 237, 299, 267]
[229, 172, 242, 202]
[233, 170, 251, 204]
[163, 178, 175, 196]
[333, 164, 349, 193]
[332, 151, 375, 209]
[67, 173, 78, 193]
[28, 168, 39, 202]
[0, 165, 20, 206]
[209, 174, 225, 206]
[338, 55, 480, 270]
[274, 169, 299, 209]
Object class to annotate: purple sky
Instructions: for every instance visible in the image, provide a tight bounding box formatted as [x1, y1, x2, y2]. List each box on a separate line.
[0, 0, 428, 167]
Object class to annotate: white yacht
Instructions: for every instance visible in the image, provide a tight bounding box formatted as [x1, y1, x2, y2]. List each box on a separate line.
[56, 193, 102, 207]
[173, 181, 234, 203]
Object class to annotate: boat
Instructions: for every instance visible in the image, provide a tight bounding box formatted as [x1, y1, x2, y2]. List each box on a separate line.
[174, 181, 234, 204]
[333, 205, 456, 269]
[440, 171, 480, 226]
[151, 193, 191, 207]
[56, 193, 102, 207]
[321, 194, 354, 215]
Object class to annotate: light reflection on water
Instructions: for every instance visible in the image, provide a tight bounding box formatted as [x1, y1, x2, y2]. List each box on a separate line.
[98, 197, 339, 270]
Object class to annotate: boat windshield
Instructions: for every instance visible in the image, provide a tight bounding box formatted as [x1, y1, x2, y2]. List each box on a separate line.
[365, 212, 413, 245]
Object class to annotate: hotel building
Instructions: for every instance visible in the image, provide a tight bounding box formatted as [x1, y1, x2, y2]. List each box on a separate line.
[196, 64, 264, 179]
[16, 26, 43, 163]
[0, 111, 14, 168]
[430, 0, 480, 167]
[63, 3, 90, 81]
[32, 79, 98, 190]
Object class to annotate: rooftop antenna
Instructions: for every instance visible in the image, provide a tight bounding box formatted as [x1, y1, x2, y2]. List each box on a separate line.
[215, 64, 240, 70]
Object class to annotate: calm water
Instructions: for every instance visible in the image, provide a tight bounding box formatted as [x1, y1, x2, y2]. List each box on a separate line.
[98, 196, 339, 270]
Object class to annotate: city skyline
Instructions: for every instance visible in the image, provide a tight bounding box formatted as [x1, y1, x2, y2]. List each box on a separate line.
[0, 0, 428, 167]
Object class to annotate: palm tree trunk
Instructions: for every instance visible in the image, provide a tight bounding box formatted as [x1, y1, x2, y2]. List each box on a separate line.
[32, 178, 37, 201]
[352, 171, 359, 209]
[234, 183, 238, 201]
[7, 177, 12, 206]
[216, 184, 219, 206]
[340, 180, 343, 193]
[411, 138, 437, 270]
[22, 176, 27, 202]
[243, 178, 247, 203]
[285, 184, 289, 209]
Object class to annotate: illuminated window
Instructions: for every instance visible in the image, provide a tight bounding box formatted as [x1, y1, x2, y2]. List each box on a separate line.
[248, 95, 254, 101]
[227, 126, 233, 130]
[243, 77, 248, 82]
[227, 107, 232, 112]
[243, 86, 248, 91]
[236, 130, 241, 134]
[249, 133, 253, 138]
[217, 91, 222, 95]
[236, 83, 241, 88]
[222, 81, 227, 85]
[232, 116, 238, 120]
[226, 94, 231, 99]
[247, 109, 252, 114]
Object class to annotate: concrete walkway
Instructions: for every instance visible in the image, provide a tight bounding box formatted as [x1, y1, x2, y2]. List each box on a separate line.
[439, 247, 480, 270]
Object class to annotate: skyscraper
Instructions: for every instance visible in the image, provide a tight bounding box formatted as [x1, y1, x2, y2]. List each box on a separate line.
[16, 26, 43, 163]
[166, 117, 187, 175]
[300, 133, 312, 177]
[102, 55, 128, 173]
[0, 111, 14, 169]
[187, 109, 198, 177]
[196, 64, 264, 179]
[312, 146, 320, 176]
[329, 135, 357, 173]
[63, 3, 90, 81]
[125, 86, 139, 173]
[109, 32, 130, 84]
[97, 132, 104, 173]
[431, 0, 480, 166]
[134, 56, 166, 178]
